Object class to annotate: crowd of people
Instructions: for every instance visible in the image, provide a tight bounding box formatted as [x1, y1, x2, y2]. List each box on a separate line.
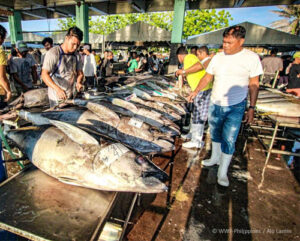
[260, 48, 300, 95]
[0, 23, 299, 187]
[0, 28, 167, 105]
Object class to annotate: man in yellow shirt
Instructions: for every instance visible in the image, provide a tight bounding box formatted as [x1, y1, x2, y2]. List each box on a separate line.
[176, 46, 212, 149]
[0, 25, 11, 103]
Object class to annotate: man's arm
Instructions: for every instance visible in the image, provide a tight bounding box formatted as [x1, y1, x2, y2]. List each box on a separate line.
[92, 55, 97, 77]
[41, 69, 66, 99]
[76, 70, 84, 92]
[202, 58, 211, 69]
[278, 58, 283, 72]
[0, 65, 11, 101]
[176, 62, 203, 76]
[244, 75, 260, 124]
[186, 73, 214, 102]
[12, 73, 29, 91]
[31, 65, 38, 84]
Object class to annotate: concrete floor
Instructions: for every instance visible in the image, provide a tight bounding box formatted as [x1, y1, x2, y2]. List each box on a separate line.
[127, 137, 300, 241]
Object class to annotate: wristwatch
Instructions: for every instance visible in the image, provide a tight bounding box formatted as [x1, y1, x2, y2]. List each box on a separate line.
[248, 105, 256, 110]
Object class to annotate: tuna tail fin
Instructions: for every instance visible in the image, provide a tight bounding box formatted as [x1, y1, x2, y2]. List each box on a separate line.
[19, 110, 51, 125]
[49, 120, 99, 145]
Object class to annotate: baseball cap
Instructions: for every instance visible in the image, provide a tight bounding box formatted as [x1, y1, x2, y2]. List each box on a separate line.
[16, 41, 28, 53]
[83, 45, 90, 50]
[293, 51, 300, 59]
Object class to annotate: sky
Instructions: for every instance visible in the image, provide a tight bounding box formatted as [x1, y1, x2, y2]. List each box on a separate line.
[1, 5, 284, 35]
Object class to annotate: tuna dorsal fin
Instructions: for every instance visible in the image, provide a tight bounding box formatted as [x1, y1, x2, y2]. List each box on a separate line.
[50, 120, 99, 145]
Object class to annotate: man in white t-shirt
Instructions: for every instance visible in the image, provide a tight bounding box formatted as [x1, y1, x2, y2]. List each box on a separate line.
[82, 44, 97, 89]
[10, 41, 38, 94]
[188, 25, 263, 187]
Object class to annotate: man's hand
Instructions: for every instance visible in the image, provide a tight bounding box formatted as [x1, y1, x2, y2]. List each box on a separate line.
[4, 90, 11, 102]
[55, 88, 67, 100]
[186, 91, 198, 103]
[22, 84, 29, 91]
[244, 108, 255, 125]
[175, 69, 184, 76]
[76, 82, 84, 92]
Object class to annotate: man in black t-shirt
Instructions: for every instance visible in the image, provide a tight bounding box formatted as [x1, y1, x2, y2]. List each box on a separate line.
[100, 51, 114, 77]
[288, 52, 300, 89]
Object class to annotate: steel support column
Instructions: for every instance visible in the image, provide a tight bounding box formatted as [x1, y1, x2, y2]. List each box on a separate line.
[76, 1, 89, 43]
[168, 0, 186, 73]
[171, 0, 186, 44]
[8, 11, 23, 45]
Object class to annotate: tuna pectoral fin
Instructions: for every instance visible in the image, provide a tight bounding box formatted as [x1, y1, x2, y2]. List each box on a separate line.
[50, 120, 99, 145]
[58, 177, 82, 186]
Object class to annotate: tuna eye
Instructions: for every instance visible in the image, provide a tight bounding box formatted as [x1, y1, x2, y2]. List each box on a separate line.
[135, 156, 145, 165]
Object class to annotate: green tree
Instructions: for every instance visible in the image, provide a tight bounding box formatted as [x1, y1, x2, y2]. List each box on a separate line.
[271, 5, 300, 35]
[182, 9, 232, 38]
[58, 9, 232, 38]
[58, 17, 76, 30]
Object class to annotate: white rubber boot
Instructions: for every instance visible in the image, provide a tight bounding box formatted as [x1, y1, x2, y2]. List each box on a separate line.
[181, 127, 192, 140]
[182, 124, 204, 149]
[217, 153, 233, 187]
[202, 142, 221, 166]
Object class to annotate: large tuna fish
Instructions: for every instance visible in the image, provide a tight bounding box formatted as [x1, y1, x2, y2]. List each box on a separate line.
[7, 121, 168, 193]
[268, 115, 300, 124]
[257, 93, 282, 99]
[256, 97, 287, 104]
[19, 104, 174, 154]
[256, 101, 300, 117]
[7, 88, 49, 109]
[148, 96, 186, 115]
[129, 96, 182, 122]
[104, 98, 180, 136]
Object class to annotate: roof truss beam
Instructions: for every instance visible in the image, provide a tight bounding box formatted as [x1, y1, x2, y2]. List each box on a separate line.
[234, 0, 246, 7]
[130, 0, 146, 13]
[22, 11, 47, 19]
[89, 4, 107, 15]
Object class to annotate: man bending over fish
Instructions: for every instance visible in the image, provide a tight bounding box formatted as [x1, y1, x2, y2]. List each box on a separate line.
[188, 25, 263, 187]
[176, 46, 212, 149]
[42, 27, 84, 107]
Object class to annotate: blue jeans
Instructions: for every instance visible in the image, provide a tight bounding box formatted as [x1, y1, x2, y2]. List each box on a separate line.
[208, 99, 246, 154]
[0, 142, 6, 182]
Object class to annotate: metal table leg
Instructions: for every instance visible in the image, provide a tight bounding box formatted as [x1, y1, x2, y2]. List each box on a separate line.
[258, 121, 279, 189]
[119, 193, 139, 241]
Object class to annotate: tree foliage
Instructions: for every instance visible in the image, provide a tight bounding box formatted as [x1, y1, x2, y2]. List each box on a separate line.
[271, 5, 300, 35]
[58, 9, 232, 38]
[182, 9, 232, 38]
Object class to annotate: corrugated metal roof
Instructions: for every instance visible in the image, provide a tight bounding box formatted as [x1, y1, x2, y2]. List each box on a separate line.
[0, 0, 295, 22]
[187, 22, 300, 47]
[51, 32, 104, 44]
[106, 21, 171, 42]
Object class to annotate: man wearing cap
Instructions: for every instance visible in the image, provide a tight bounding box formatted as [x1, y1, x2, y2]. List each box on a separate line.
[286, 52, 300, 96]
[82, 44, 97, 89]
[10, 41, 38, 94]
[42, 27, 84, 107]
